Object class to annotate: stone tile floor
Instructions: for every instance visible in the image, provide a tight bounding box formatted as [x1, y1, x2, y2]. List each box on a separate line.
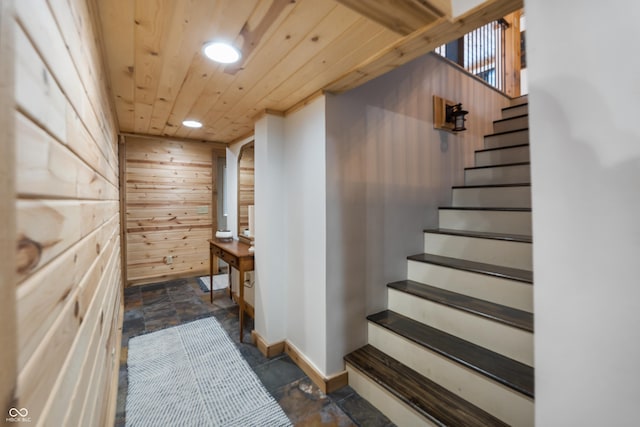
[115, 276, 394, 427]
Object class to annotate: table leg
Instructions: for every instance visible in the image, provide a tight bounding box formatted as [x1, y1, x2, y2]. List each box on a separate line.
[209, 246, 215, 304]
[239, 268, 245, 343]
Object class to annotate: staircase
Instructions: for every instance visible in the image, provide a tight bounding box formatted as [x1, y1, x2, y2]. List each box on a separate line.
[345, 97, 534, 426]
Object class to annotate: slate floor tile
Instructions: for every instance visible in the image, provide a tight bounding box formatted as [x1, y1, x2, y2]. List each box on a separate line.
[116, 276, 392, 427]
[253, 355, 306, 392]
[337, 393, 394, 427]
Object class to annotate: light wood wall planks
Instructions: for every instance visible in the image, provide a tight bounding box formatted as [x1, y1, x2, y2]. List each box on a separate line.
[10, 0, 122, 425]
[124, 136, 225, 286]
[0, 0, 17, 416]
[238, 143, 255, 234]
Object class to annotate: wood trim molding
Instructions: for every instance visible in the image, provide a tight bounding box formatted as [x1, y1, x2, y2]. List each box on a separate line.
[118, 136, 127, 287]
[104, 295, 125, 426]
[284, 89, 325, 116]
[284, 341, 349, 394]
[251, 330, 285, 359]
[126, 269, 210, 287]
[120, 132, 228, 150]
[250, 331, 349, 394]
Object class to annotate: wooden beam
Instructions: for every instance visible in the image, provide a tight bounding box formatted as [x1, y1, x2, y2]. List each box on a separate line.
[326, 0, 523, 93]
[0, 0, 17, 415]
[120, 132, 228, 150]
[335, 0, 448, 35]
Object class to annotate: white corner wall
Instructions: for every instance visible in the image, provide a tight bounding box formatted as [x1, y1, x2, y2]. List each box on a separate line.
[252, 100, 328, 374]
[325, 53, 510, 374]
[253, 115, 287, 344]
[283, 97, 328, 374]
[527, 2, 640, 425]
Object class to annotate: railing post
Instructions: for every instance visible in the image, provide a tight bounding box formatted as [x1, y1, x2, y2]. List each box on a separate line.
[503, 10, 522, 97]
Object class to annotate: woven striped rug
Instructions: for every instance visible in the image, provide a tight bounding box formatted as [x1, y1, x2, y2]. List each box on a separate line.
[126, 317, 291, 427]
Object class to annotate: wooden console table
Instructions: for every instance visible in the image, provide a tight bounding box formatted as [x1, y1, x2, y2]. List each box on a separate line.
[209, 239, 254, 342]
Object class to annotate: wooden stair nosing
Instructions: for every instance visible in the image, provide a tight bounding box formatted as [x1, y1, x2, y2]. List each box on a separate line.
[484, 128, 529, 138]
[345, 345, 509, 427]
[502, 103, 528, 112]
[408, 252, 533, 283]
[465, 161, 530, 171]
[439, 206, 531, 212]
[423, 228, 532, 243]
[475, 142, 529, 153]
[388, 280, 533, 332]
[451, 183, 531, 189]
[493, 113, 529, 124]
[368, 310, 535, 398]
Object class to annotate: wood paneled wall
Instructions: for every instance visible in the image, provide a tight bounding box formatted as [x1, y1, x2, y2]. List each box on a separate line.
[1, 0, 17, 416]
[124, 136, 224, 286]
[9, 0, 122, 425]
[238, 142, 255, 234]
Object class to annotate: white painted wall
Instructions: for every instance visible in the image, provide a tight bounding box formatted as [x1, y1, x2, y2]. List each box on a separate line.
[283, 96, 328, 374]
[325, 53, 510, 374]
[527, 2, 640, 425]
[253, 115, 287, 344]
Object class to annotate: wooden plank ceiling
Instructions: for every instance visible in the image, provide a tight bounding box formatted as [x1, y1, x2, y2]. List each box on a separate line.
[97, 0, 522, 144]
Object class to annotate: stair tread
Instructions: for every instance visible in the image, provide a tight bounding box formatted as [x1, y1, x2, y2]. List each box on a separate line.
[408, 253, 533, 283]
[476, 143, 529, 153]
[388, 280, 533, 332]
[465, 161, 530, 171]
[452, 183, 531, 189]
[368, 310, 535, 398]
[440, 206, 531, 212]
[485, 128, 529, 138]
[502, 103, 528, 111]
[345, 344, 509, 427]
[423, 228, 532, 243]
[493, 113, 528, 123]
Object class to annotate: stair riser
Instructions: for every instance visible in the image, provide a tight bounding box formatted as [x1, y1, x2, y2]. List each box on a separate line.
[502, 104, 528, 119]
[368, 324, 534, 427]
[346, 364, 437, 427]
[484, 130, 529, 149]
[407, 260, 533, 312]
[475, 145, 530, 167]
[493, 116, 528, 133]
[439, 209, 532, 235]
[388, 289, 534, 366]
[465, 164, 530, 186]
[452, 186, 531, 208]
[423, 233, 532, 270]
[511, 95, 528, 107]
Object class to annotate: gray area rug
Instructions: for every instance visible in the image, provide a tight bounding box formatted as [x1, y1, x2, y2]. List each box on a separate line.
[126, 317, 291, 426]
[198, 274, 229, 292]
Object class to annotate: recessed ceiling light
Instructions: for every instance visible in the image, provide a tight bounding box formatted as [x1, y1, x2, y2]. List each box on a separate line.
[203, 42, 241, 64]
[182, 120, 203, 128]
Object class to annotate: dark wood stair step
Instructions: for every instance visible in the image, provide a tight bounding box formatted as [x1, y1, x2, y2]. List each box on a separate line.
[452, 183, 531, 189]
[502, 103, 528, 112]
[388, 280, 533, 332]
[439, 206, 531, 212]
[493, 113, 529, 124]
[408, 253, 533, 284]
[368, 310, 535, 398]
[423, 228, 532, 243]
[484, 128, 529, 138]
[465, 161, 530, 171]
[345, 344, 509, 427]
[476, 143, 529, 153]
